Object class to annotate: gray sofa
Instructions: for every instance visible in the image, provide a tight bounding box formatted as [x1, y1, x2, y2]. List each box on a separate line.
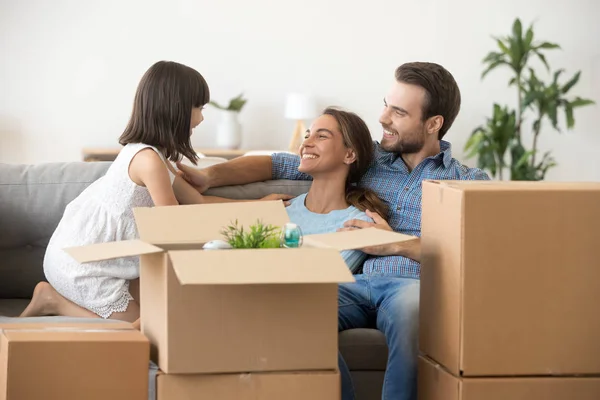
[0, 161, 388, 400]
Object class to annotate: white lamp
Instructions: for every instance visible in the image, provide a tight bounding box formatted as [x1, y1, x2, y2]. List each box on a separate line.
[284, 93, 318, 154]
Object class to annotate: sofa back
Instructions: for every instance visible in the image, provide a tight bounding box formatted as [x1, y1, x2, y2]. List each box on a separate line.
[0, 161, 310, 299]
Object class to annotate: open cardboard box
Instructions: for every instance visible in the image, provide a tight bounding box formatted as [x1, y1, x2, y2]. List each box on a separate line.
[0, 322, 149, 400]
[66, 200, 416, 374]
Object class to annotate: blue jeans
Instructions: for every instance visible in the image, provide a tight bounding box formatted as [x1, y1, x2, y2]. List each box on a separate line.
[338, 275, 420, 400]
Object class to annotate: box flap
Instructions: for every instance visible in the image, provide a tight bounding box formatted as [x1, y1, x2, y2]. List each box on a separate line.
[0, 321, 134, 331]
[167, 248, 355, 285]
[64, 240, 164, 263]
[1, 329, 149, 343]
[426, 180, 600, 192]
[303, 227, 417, 250]
[133, 201, 290, 244]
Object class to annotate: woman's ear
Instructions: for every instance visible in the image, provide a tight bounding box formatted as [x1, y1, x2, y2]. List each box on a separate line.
[344, 148, 357, 165]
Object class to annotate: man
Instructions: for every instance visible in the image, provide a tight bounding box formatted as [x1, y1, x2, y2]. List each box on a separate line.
[178, 62, 490, 400]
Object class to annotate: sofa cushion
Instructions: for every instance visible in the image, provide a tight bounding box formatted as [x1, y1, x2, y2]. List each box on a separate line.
[0, 162, 111, 298]
[339, 328, 388, 370]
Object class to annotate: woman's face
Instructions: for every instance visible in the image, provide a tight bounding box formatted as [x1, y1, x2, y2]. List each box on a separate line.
[298, 114, 356, 176]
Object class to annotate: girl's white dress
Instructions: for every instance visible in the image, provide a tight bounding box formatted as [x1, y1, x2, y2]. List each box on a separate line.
[43, 143, 175, 318]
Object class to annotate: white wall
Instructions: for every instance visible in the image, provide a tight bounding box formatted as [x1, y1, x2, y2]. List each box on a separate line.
[1, 0, 598, 180]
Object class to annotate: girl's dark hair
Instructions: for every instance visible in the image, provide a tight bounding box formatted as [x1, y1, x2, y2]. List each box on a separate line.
[322, 107, 389, 219]
[119, 60, 210, 165]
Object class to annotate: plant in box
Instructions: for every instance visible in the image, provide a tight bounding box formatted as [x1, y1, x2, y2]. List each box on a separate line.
[221, 219, 282, 249]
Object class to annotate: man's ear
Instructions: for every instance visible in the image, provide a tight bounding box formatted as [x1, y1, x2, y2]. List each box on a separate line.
[427, 115, 444, 136]
[344, 148, 357, 165]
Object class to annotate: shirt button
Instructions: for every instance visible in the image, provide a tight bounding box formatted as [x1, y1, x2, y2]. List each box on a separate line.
[404, 187, 409, 191]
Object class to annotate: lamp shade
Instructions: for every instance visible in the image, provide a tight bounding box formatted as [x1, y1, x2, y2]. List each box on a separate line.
[284, 93, 317, 120]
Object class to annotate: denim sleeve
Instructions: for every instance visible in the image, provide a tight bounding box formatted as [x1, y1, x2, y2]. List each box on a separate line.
[271, 152, 313, 181]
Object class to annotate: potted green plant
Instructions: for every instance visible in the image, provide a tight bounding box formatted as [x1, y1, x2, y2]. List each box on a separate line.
[220, 219, 282, 249]
[464, 18, 595, 180]
[210, 93, 248, 150]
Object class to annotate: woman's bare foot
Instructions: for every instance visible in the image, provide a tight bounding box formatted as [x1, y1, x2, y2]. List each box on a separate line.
[19, 281, 59, 317]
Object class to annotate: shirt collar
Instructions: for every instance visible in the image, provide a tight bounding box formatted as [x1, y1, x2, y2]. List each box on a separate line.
[438, 140, 453, 168]
[383, 140, 453, 169]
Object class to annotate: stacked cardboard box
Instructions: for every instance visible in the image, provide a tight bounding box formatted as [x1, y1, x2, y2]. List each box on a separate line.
[68, 201, 415, 399]
[418, 181, 600, 399]
[0, 321, 149, 400]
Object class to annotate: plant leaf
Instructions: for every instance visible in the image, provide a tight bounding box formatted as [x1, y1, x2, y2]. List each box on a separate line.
[570, 97, 596, 108]
[524, 26, 534, 47]
[561, 71, 581, 94]
[536, 41, 561, 50]
[512, 18, 523, 42]
[481, 60, 510, 79]
[564, 103, 574, 129]
[496, 38, 510, 55]
[535, 51, 550, 70]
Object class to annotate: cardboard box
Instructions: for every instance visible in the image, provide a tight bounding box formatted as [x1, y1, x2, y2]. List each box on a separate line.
[420, 181, 600, 377]
[66, 201, 414, 374]
[0, 324, 149, 400]
[156, 370, 340, 400]
[418, 355, 600, 400]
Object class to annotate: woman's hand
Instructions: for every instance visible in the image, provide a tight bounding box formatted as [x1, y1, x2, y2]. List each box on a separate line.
[176, 162, 211, 193]
[340, 209, 393, 233]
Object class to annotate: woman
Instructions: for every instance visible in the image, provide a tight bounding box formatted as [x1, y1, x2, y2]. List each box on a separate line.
[284, 107, 388, 272]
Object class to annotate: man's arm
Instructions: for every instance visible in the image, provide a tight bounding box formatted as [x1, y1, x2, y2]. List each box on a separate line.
[340, 210, 421, 262]
[387, 238, 421, 262]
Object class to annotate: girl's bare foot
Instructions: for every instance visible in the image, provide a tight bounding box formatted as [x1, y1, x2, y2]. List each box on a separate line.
[19, 282, 59, 317]
[20, 282, 99, 319]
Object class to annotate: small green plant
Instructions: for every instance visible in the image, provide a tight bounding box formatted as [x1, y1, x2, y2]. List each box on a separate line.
[209, 93, 247, 112]
[220, 219, 281, 249]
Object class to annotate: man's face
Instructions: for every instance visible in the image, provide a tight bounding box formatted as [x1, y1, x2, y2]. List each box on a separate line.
[378, 81, 428, 154]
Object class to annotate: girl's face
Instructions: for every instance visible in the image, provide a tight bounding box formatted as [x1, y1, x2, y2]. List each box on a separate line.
[190, 107, 204, 135]
[297, 114, 356, 176]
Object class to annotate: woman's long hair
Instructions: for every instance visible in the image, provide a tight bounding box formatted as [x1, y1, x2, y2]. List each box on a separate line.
[322, 107, 389, 219]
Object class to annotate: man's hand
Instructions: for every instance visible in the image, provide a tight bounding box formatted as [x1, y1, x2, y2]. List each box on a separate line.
[176, 162, 211, 194]
[339, 210, 420, 260]
[339, 210, 397, 255]
[261, 193, 295, 206]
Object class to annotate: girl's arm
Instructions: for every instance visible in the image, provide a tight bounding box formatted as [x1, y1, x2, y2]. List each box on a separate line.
[172, 175, 240, 204]
[129, 148, 179, 206]
[130, 148, 292, 205]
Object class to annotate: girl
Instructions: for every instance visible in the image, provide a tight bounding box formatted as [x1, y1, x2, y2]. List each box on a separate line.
[285, 107, 389, 272]
[20, 60, 230, 323]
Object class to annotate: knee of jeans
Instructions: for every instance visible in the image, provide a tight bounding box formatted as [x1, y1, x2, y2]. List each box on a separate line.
[391, 282, 420, 324]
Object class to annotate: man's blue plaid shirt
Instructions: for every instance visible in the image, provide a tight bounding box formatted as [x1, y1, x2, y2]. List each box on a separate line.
[272, 140, 490, 279]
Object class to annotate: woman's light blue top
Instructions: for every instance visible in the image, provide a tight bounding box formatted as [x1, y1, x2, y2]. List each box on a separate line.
[286, 193, 373, 273]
